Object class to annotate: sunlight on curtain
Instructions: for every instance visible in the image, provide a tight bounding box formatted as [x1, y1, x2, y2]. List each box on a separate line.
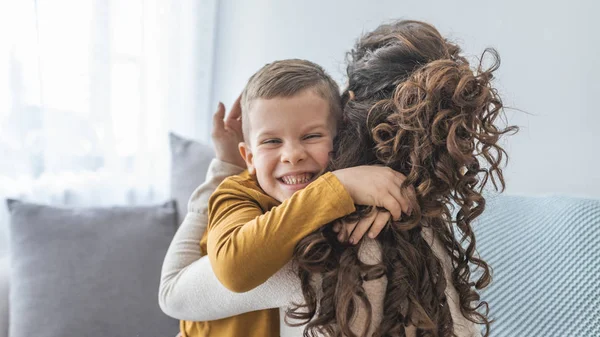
[0, 0, 218, 252]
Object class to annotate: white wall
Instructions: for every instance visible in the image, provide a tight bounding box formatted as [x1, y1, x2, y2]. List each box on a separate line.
[209, 0, 600, 198]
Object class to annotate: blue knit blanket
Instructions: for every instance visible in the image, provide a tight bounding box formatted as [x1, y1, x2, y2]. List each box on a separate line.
[474, 194, 599, 336]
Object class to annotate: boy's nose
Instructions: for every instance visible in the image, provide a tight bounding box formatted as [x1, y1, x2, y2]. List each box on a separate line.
[280, 144, 307, 165]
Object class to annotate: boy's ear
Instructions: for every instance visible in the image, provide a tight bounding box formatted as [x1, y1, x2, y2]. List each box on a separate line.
[238, 142, 255, 175]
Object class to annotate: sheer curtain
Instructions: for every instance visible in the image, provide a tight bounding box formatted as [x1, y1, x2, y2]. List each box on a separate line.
[0, 0, 218, 252]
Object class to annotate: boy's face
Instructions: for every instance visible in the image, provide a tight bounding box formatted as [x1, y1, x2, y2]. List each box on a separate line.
[239, 89, 335, 202]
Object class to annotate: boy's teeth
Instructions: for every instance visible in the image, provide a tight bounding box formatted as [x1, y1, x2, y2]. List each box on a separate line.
[282, 173, 313, 185]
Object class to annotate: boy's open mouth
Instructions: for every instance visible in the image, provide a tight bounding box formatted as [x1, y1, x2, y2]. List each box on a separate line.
[278, 172, 316, 185]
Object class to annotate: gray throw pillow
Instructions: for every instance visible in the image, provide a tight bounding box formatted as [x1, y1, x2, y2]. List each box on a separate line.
[169, 132, 214, 224]
[6, 199, 179, 337]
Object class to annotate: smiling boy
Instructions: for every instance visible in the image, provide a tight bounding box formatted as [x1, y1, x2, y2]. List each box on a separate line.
[179, 59, 409, 337]
[238, 86, 337, 202]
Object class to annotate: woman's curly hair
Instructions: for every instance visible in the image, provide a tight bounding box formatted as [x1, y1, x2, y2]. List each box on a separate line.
[286, 20, 518, 337]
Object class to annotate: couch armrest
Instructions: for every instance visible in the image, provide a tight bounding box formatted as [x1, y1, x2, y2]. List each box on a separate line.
[0, 256, 9, 337]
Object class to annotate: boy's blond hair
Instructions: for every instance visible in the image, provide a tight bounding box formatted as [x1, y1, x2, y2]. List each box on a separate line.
[240, 59, 342, 142]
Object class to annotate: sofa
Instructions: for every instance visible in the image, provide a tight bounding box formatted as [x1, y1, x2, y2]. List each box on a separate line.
[0, 133, 598, 337]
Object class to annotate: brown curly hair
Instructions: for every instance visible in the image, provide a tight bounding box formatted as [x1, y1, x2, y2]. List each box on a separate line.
[286, 20, 518, 337]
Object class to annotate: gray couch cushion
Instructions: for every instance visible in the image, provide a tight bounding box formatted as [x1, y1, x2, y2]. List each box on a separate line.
[6, 199, 179, 337]
[0, 256, 8, 337]
[476, 195, 600, 337]
[169, 132, 214, 224]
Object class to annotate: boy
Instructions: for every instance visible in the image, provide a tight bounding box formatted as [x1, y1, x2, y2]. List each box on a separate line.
[179, 59, 409, 337]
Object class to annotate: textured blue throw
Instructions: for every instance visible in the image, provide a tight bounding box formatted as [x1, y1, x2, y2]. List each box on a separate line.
[474, 195, 600, 336]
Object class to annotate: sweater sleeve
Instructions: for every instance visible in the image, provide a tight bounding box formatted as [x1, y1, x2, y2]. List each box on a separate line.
[207, 172, 356, 293]
[158, 159, 310, 322]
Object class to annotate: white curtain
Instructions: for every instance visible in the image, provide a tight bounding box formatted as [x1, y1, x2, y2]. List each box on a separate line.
[0, 0, 218, 253]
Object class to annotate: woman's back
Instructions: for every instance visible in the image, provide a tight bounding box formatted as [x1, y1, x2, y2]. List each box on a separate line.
[348, 230, 480, 337]
[288, 20, 517, 337]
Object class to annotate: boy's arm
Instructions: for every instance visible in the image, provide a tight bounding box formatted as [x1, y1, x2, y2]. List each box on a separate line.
[159, 158, 311, 322]
[207, 172, 356, 293]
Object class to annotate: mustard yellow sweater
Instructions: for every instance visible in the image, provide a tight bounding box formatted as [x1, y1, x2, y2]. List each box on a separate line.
[180, 171, 356, 337]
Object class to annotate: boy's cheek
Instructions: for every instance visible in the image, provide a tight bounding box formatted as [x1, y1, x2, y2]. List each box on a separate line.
[248, 154, 270, 175]
[326, 139, 334, 157]
[316, 143, 334, 165]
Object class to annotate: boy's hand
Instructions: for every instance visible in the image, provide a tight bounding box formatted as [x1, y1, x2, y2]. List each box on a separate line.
[212, 95, 245, 168]
[332, 166, 413, 221]
[333, 208, 391, 245]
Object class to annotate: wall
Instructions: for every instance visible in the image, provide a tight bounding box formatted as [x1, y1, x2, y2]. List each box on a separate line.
[208, 0, 599, 198]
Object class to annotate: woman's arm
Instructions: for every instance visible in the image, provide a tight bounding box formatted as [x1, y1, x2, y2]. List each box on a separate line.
[159, 158, 303, 321]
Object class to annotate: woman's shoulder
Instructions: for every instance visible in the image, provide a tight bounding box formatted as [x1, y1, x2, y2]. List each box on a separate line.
[355, 228, 451, 267]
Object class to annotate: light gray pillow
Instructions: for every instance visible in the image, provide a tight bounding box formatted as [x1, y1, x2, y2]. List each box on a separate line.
[6, 199, 179, 337]
[169, 132, 214, 223]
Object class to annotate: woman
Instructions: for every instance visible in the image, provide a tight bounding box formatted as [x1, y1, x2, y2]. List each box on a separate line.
[159, 20, 516, 337]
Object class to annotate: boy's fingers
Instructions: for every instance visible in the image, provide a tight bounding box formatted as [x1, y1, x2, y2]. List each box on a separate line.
[332, 221, 341, 233]
[397, 188, 412, 215]
[349, 209, 378, 245]
[368, 210, 391, 239]
[393, 171, 407, 183]
[382, 195, 402, 221]
[388, 182, 412, 216]
[337, 229, 347, 242]
[338, 220, 357, 243]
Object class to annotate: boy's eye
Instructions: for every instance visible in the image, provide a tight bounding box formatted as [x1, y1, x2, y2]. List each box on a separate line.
[261, 139, 281, 144]
[304, 134, 322, 140]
